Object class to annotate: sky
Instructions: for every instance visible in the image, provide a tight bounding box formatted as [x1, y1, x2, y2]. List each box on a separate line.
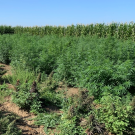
[0, 0, 135, 27]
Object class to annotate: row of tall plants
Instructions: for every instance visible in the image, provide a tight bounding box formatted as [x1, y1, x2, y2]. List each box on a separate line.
[0, 22, 135, 40]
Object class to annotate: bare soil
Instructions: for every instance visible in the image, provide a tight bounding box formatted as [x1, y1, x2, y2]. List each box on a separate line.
[56, 86, 79, 97]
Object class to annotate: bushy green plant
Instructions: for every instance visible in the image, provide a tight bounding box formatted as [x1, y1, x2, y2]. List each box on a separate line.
[0, 82, 12, 103]
[11, 82, 43, 114]
[58, 115, 84, 135]
[8, 65, 37, 85]
[94, 94, 133, 134]
[81, 59, 135, 98]
[9, 34, 68, 74]
[56, 90, 95, 134]
[34, 113, 60, 134]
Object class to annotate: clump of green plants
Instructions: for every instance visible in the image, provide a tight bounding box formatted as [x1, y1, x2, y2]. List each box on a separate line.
[0, 111, 22, 135]
[58, 115, 84, 135]
[94, 94, 135, 135]
[53, 36, 135, 99]
[61, 89, 95, 114]
[11, 80, 43, 114]
[80, 114, 106, 135]
[8, 65, 38, 85]
[34, 113, 61, 135]
[0, 83, 12, 103]
[39, 71, 62, 108]
[40, 71, 58, 91]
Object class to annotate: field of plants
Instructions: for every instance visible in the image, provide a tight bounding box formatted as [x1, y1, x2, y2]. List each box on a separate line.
[1, 23, 135, 135]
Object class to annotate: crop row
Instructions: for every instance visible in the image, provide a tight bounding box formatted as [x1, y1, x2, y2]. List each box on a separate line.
[0, 22, 135, 40]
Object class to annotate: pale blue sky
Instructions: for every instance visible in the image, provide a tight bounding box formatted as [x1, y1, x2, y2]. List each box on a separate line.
[0, 0, 135, 27]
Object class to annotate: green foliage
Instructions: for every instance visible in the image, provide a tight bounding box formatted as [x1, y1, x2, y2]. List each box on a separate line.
[40, 87, 62, 107]
[11, 82, 43, 114]
[54, 36, 135, 98]
[0, 83, 12, 103]
[0, 34, 12, 64]
[34, 108, 85, 135]
[38, 71, 62, 107]
[8, 65, 37, 85]
[1, 34, 135, 99]
[34, 113, 60, 134]
[6, 34, 68, 74]
[58, 115, 84, 135]
[0, 64, 12, 103]
[94, 94, 134, 134]
[0, 111, 22, 135]
[0, 25, 14, 35]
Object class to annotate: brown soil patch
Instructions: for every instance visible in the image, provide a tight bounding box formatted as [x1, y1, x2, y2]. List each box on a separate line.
[66, 87, 79, 96]
[56, 86, 79, 97]
[7, 83, 16, 90]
